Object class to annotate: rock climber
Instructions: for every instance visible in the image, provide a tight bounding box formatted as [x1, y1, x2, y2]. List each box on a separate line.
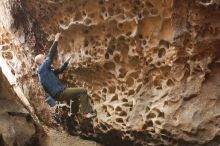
[34, 33, 96, 119]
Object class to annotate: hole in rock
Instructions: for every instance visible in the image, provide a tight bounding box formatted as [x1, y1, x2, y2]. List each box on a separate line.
[147, 57, 153, 63]
[99, 0, 104, 5]
[160, 66, 171, 77]
[84, 18, 92, 25]
[156, 62, 161, 66]
[138, 13, 142, 19]
[126, 32, 132, 36]
[105, 53, 109, 59]
[128, 89, 135, 96]
[102, 105, 107, 112]
[121, 85, 125, 91]
[149, 129, 155, 134]
[104, 61, 115, 70]
[124, 135, 130, 140]
[113, 53, 121, 63]
[119, 111, 127, 116]
[145, 106, 150, 113]
[160, 135, 169, 141]
[59, 20, 64, 24]
[142, 120, 153, 129]
[108, 86, 116, 93]
[102, 88, 107, 93]
[158, 111, 165, 118]
[82, 11, 87, 16]
[156, 86, 162, 90]
[116, 118, 124, 123]
[118, 23, 123, 29]
[155, 120, 161, 125]
[147, 112, 156, 119]
[160, 129, 170, 136]
[139, 34, 143, 39]
[92, 93, 102, 101]
[115, 106, 122, 111]
[159, 40, 170, 48]
[126, 77, 134, 87]
[122, 98, 128, 102]
[123, 103, 132, 107]
[106, 33, 112, 38]
[106, 46, 115, 55]
[140, 91, 145, 97]
[152, 107, 162, 114]
[83, 29, 89, 34]
[167, 79, 174, 87]
[142, 39, 147, 45]
[110, 94, 118, 102]
[64, 16, 69, 21]
[108, 105, 114, 111]
[136, 84, 142, 93]
[153, 78, 161, 87]
[107, 112, 111, 117]
[101, 124, 108, 131]
[158, 48, 166, 58]
[119, 68, 128, 78]
[11, 69, 15, 76]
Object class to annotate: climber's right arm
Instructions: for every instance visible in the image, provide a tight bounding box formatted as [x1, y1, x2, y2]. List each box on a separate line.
[48, 41, 58, 60]
[47, 33, 61, 65]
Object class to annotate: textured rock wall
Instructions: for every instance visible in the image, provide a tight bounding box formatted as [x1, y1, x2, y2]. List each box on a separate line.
[0, 68, 38, 146]
[0, 0, 56, 126]
[2, 0, 220, 146]
[0, 67, 101, 146]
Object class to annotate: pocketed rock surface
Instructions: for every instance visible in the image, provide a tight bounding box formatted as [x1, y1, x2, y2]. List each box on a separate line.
[1, 0, 220, 146]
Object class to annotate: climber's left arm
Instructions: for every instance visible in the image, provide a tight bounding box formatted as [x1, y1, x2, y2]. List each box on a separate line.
[53, 62, 68, 75]
[53, 56, 71, 75]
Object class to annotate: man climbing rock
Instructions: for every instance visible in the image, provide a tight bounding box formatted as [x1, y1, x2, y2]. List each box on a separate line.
[34, 33, 96, 119]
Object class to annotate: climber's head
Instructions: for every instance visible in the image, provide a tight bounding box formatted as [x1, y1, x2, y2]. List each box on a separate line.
[34, 54, 45, 65]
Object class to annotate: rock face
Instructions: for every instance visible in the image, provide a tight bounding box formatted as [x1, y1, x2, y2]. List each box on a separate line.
[2, 0, 220, 146]
[0, 68, 38, 146]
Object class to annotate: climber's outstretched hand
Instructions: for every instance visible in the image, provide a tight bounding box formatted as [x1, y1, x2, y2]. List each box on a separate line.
[65, 55, 72, 64]
[55, 33, 61, 41]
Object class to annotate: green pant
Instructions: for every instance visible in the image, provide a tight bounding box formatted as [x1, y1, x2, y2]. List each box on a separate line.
[57, 88, 93, 114]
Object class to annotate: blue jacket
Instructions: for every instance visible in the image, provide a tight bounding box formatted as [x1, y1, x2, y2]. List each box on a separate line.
[37, 41, 68, 97]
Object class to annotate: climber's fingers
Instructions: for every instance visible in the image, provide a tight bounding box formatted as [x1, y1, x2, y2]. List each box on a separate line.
[65, 55, 72, 63]
[55, 33, 61, 41]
